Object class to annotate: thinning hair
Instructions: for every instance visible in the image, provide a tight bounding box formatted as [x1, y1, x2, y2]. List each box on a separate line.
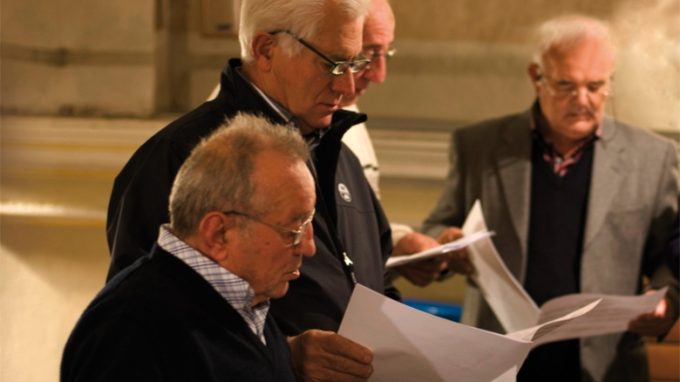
[168, 113, 309, 238]
[238, 0, 371, 62]
[531, 14, 615, 69]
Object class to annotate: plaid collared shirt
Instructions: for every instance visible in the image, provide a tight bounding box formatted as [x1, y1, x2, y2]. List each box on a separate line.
[158, 225, 270, 345]
[531, 103, 601, 177]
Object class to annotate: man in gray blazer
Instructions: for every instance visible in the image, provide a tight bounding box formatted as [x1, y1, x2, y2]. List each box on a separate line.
[422, 15, 679, 382]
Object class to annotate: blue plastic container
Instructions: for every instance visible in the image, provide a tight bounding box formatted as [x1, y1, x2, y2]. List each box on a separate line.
[403, 299, 462, 322]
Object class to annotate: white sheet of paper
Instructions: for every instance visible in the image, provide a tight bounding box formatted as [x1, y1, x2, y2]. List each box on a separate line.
[338, 284, 532, 382]
[385, 230, 495, 269]
[505, 298, 601, 344]
[528, 288, 667, 345]
[464, 200, 669, 342]
[461, 200, 539, 332]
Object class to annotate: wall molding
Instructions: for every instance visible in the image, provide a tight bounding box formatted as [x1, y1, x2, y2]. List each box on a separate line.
[2, 115, 676, 181]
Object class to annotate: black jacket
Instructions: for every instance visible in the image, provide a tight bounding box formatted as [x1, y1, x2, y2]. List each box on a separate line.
[61, 248, 295, 382]
[106, 59, 394, 335]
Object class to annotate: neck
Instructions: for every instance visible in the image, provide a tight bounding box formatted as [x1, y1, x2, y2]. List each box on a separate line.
[551, 137, 582, 158]
[251, 295, 268, 307]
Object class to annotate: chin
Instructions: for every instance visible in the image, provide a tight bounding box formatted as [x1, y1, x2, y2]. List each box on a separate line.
[568, 121, 597, 136]
[310, 115, 334, 130]
[269, 283, 289, 300]
[561, 116, 596, 133]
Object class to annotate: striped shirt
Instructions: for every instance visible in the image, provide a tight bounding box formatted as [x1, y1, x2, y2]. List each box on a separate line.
[158, 225, 270, 345]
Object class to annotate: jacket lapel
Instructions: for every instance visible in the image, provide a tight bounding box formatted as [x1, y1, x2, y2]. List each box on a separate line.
[584, 118, 624, 248]
[496, 111, 533, 258]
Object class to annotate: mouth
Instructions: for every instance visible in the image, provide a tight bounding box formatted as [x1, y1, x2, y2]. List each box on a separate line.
[286, 268, 301, 281]
[566, 111, 594, 121]
[320, 102, 340, 112]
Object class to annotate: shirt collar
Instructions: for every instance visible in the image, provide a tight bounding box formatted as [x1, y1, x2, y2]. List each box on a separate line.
[157, 225, 270, 313]
[235, 67, 292, 123]
[234, 66, 327, 147]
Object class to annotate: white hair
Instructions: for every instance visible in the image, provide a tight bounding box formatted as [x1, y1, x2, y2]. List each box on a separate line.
[238, 0, 371, 63]
[531, 14, 616, 68]
[169, 113, 309, 238]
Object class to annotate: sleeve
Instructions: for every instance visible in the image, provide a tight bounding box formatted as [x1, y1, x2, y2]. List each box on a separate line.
[421, 130, 467, 238]
[390, 223, 414, 248]
[645, 142, 680, 326]
[61, 313, 167, 382]
[106, 138, 186, 280]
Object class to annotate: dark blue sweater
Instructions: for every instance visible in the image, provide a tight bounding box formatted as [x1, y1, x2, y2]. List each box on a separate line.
[61, 247, 295, 382]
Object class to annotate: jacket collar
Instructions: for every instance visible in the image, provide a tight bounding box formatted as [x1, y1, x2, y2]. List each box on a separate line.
[214, 58, 367, 145]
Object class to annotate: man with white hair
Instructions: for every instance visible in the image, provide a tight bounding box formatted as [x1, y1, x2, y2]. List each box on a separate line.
[105, 0, 409, 380]
[64, 115, 315, 381]
[423, 14, 678, 382]
[341, 0, 449, 286]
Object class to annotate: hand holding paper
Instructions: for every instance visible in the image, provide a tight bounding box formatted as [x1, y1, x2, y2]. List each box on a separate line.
[385, 230, 494, 269]
[462, 199, 671, 344]
[392, 232, 449, 286]
[289, 329, 373, 382]
[338, 285, 533, 382]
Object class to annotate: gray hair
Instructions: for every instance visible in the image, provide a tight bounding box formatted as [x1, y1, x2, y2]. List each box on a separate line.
[239, 0, 371, 62]
[169, 113, 310, 238]
[531, 14, 615, 69]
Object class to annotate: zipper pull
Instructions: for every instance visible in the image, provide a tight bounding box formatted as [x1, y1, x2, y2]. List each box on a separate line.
[342, 251, 358, 284]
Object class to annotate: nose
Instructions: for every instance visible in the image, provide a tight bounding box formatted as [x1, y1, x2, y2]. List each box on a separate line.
[296, 224, 316, 258]
[365, 57, 387, 84]
[573, 87, 592, 105]
[331, 70, 356, 98]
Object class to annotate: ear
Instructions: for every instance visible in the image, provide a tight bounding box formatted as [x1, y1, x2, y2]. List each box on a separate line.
[197, 212, 234, 262]
[251, 32, 277, 72]
[527, 63, 542, 92]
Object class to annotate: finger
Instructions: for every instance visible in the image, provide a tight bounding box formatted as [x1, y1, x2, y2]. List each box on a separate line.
[654, 298, 667, 317]
[408, 259, 447, 273]
[446, 252, 475, 275]
[308, 353, 372, 380]
[437, 227, 463, 244]
[400, 269, 434, 286]
[323, 333, 373, 364]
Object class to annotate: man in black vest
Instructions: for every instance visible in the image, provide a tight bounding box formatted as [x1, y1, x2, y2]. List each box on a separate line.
[63, 115, 315, 381]
[423, 15, 679, 382]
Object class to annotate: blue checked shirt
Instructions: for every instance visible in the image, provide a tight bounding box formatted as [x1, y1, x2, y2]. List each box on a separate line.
[158, 225, 270, 345]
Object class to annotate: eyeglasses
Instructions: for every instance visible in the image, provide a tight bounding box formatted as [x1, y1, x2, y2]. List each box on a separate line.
[362, 46, 397, 61]
[223, 208, 315, 247]
[271, 30, 371, 76]
[540, 74, 611, 101]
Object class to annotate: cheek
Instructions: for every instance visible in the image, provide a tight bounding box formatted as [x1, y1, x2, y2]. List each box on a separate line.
[539, 97, 560, 119]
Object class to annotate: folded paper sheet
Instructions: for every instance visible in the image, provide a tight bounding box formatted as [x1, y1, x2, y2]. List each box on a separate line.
[338, 285, 533, 382]
[463, 200, 668, 341]
[385, 230, 494, 269]
[340, 201, 668, 381]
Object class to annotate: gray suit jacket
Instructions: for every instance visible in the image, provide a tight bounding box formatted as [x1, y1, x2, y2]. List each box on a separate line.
[423, 108, 679, 382]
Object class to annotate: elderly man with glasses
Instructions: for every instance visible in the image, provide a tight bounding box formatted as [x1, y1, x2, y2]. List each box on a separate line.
[104, 0, 411, 380]
[423, 14, 679, 382]
[340, 0, 449, 287]
[63, 114, 316, 382]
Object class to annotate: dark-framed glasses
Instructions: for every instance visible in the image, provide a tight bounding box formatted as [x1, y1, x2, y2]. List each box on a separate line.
[271, 29, 371, 76]
[223, 208, 315, 247]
